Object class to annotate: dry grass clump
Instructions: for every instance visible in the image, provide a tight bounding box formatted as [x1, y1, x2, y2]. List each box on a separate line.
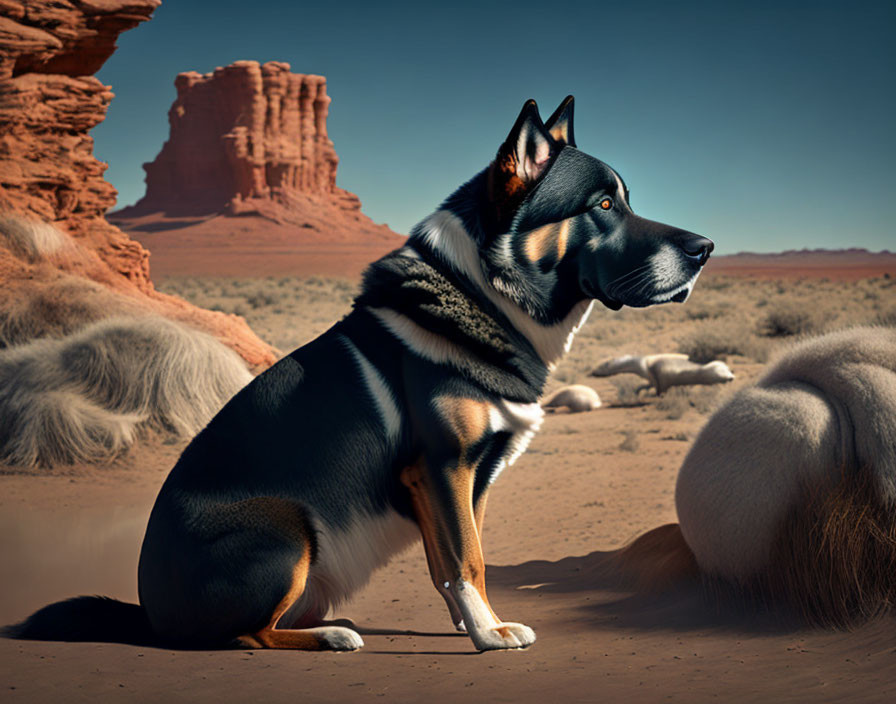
[677, 323, 766, 363]
[0, 276, 144, 348]
[684, 304, 727, 320]
[0, 215, 73, 262]
[758, 304, 823, 337]
[0, 316, 251, 468]
[158, 276, 358, 354]
[656, 389, 691, 420]
[656, 386, 724, 420]
[619, 429, 640, 452]
[610, 377, 644, 407]
[874, 307, 896, 327]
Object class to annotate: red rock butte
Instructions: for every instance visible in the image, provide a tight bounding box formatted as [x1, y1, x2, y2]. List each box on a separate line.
[0, 0, 277, 370]
[111, 61, 405, 278]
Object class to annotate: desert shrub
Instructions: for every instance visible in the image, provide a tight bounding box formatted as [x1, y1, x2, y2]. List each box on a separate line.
[759, 304, 822, 337]
[685, 304, 726, 320]
[701, 278, 733, 291]
[246, 290, 277, 309]
[0, 215, 72, 262]
[619, 429, 640, 452]
[677, 324, 761, 363]
[0, 277, 143, 348]
[0, 316, 251, 467]
[874, 308, 896, 327]
[656, 387, 723, 420]
[209, 301, 249, 317]
[689, 386, 724, 415]
[611, 377, 644, 407]
[656, 389, 691, 420]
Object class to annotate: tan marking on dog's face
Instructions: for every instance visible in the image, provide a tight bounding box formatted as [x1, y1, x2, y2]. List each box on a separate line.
[524, 223, 558, 262]
[557, 218, 570, 260]
[524, 218, 572, 263]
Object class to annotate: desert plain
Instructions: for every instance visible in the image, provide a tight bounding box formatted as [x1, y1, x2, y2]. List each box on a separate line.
[2, 259, 896, 704]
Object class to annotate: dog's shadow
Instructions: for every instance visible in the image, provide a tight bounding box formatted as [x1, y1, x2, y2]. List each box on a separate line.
[486, 523, 813, 635]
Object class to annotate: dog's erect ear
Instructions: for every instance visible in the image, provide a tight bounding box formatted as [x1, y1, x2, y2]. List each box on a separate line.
[487, 100, 558, 231]
[499, 99, 555, 184]
[544, 95, 575, 147]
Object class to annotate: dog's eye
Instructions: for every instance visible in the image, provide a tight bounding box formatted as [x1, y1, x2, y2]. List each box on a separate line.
[598, 197, 613, 210]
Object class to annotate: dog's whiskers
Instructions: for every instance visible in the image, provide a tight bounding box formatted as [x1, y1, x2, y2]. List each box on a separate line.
[606, 263, 653, 290]
[608, 269, 656, 299]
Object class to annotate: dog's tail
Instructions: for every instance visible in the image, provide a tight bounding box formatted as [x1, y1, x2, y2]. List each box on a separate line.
[3, 596, 156, 646]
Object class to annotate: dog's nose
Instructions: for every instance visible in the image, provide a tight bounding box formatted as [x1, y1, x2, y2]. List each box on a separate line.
[680, 235, 714, 266]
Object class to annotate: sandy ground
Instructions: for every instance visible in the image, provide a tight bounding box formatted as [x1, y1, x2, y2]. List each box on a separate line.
[113, 212, 404, 279]
[2, 271, 895, 702]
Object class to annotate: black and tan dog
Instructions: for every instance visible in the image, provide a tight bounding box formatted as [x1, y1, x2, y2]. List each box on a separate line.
[14, 97, 713, 652]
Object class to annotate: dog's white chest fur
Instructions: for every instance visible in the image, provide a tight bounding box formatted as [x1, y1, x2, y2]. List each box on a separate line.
[487, 399, 544, 484]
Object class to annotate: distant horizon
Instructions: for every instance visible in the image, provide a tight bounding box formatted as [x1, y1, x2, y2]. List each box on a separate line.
[715, 247, 895, 256]
[94, 1, 895, 256]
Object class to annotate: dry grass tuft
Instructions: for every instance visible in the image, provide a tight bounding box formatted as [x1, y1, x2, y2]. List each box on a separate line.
[874, 307, 896, 327]
[677, 324, 766, 363]
[619, 429, 640, 452]
[656, 389, 691, 420]
[610, 377, 644, 407]
[759, 304, 823, 337]
[0, 316, 251, 468]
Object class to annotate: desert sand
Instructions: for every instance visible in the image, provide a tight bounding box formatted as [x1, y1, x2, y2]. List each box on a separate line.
[2, 269, 895, 703]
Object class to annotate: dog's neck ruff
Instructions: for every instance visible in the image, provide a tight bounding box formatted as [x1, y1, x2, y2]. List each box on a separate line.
[409, 210, 593, 369]
[356, 234, 551, 402]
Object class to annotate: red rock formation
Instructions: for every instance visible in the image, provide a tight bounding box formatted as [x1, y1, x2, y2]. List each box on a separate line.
[131, 61, 344, 215]
[0, 0, 159, 287]
[0, 0, 277, 370]
[111, 60, 404, 277]
[114, 61, 403, 260]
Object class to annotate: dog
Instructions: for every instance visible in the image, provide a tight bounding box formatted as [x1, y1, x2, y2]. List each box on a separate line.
[11, 96, 713, 652]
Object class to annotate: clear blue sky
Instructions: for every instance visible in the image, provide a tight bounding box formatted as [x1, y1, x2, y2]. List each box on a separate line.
[94, 0, 895, 254]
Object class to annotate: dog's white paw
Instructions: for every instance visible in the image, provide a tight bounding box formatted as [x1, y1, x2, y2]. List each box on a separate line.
[471, 621, 536, 651]
[310, 626, 364, 651]
[454, 618, 467, 633]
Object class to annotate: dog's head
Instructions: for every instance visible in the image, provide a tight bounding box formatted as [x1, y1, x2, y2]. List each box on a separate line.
[472, 97, 713, 321]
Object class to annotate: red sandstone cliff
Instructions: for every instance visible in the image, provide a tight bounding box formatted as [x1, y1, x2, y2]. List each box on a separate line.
[111, 61, 403, 277]
[0, 0, 277, 369]
[130, 61, 345, 215]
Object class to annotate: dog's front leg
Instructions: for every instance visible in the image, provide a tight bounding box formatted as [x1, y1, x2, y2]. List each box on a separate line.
[401, 461, 535, 651]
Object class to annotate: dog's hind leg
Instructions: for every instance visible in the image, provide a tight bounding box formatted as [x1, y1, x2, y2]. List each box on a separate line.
[141, 495, 362, 651]
[247, 545, 363, 651]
